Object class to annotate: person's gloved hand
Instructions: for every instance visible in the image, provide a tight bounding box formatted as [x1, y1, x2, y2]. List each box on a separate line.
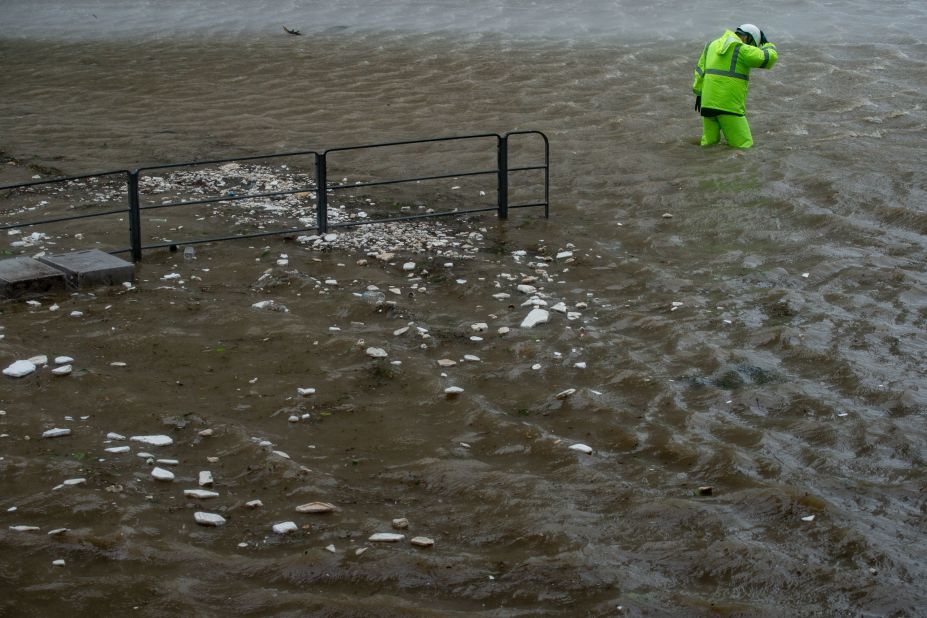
[694, 95, 701, 112]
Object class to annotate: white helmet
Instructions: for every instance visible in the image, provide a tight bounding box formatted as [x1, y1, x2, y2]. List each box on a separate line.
[736, 23, 762, 46]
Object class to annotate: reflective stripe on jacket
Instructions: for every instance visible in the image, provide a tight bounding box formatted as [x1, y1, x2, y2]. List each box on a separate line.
[692, 29, 778, 116]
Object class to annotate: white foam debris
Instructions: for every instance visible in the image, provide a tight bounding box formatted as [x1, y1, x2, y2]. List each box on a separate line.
[62, 478, 86, 486]
[151, 467, 175, 481]
[104, 446, 130, 454]
[110, 361, 127, 367]
[801, 514, 816, 522]
[51, 365, 72, 376]
[366, 347, 388, 359]
[295, 502, 336, 514]
[9, 525, 40, 532]
[297, 387, 316, 396]
[569, 443, 593, 454]
[520, 308, 550, 328]
[48, 528, 69, 536]
[556, 388, 577, 399]
[273, 521, 298, 534]
[185, 489, 220, 499]
[194, 512, 226, 527]
[54, 356, 74, 365]
[251, 300, 289, 312]
[42, 428, 71, 438]
[368, 532, 405, 542]
[3, 360, 36, 378]
[130, 435, 173, 446]
[323, 233, 338, 242]
[199, 471, 214, 487]
[410, 536, 435, 547]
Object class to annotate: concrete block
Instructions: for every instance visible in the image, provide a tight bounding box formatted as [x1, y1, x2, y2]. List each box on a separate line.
[38, 249, 134, 289]
[0, 257, 68, 299]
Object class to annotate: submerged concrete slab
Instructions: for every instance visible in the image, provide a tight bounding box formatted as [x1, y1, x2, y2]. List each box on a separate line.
[38, 249, 134, 289]
[0, 257, 68, 299]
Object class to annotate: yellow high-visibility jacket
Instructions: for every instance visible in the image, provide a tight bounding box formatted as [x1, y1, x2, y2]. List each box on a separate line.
[692, 29, 778, 115]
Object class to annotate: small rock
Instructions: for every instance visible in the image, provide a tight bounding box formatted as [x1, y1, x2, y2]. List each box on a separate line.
[323, 233, 338, 242]
[9, 525, 40, 532]
[105, 446, 130, 454]
[556, 388, 577, 399]
[551, 302, 567, 314]
[106, 432, 126, 440]
[437, 359, 457, 367]
[498, 327, 510, 335]
[556, 251, 573, 260]
[801, 514, 815, 522]
[245, 499, 263, 508]
[368, 532, 404, 542]
[62, 478, 87, 486]
[27, 355, 48, 366]
[402, 262, 416, 271]
[54, 356, 74, 365]
[517, 284, 537, 295]
[297, 387, 316, 396]
[410, 536, 435, 548]
[52, 559, 66, 567]
[194, 512, 226, 527]
[366, 347, 388, 359]
[47, 528, 69, 536]
[463, 355, 480, 362]
[444, 386, 464, 396]
[199, 471, 214, 486]
[662, 212, 674, 219]
[569, 443, 593, 454]
[156, 459, 178, 466]
[392, 517, 409, 530]
[273, 521, 298, 534]
[151, 467, 174, 481]
[325, 544, 337, 553]
[471, 322, 488, 332]
[698, 486, 713, 496]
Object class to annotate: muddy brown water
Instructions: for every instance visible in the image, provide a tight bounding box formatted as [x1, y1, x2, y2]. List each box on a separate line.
[1, 23, 926, 618]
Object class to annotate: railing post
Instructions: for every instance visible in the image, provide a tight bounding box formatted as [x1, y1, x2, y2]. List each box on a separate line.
[316, 152, 328, 234]
[497, 135, 508, 220]
[127, 170, 142, 262]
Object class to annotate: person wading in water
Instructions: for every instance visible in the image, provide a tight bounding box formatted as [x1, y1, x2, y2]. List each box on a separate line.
[692, 24, 779, 148]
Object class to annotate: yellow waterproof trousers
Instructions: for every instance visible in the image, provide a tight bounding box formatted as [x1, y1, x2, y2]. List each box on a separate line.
[700, 115, 753, 148]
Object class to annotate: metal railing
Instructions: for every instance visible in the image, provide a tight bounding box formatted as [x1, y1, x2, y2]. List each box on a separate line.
[0, 130, 549, 262]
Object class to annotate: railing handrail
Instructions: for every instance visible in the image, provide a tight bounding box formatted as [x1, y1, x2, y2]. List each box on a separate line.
[0, 130, 550, 262]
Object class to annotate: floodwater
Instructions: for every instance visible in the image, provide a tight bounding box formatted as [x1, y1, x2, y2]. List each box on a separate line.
[1, 1, 926, 615]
